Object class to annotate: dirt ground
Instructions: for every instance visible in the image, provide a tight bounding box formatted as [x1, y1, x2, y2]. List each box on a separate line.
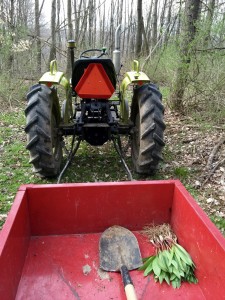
[164, 108, 225, 221]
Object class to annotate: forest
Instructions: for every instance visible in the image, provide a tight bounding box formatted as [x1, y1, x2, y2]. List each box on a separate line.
[0, 0, 224, 112]
[0, 0, 225, 233]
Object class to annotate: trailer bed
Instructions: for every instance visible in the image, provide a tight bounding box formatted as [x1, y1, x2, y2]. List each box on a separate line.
[0, 180, 225, 299]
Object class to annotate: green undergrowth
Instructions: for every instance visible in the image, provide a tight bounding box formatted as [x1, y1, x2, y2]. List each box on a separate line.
[210, 216, 225, 235]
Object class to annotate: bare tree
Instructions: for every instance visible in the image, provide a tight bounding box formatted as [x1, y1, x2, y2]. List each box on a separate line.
[79, 3, 89, 47]
[158, 0, 167, 44]
[119, 0, 124, 26]
[74, 0, 83, 43]
[152, 0, 158, 47]
[35, 0, 41, 73]
[7, 0, 14, 71]
[142, 17, 149, 55]
[57, 0, 62, 50]
[108, 0, 115, 53]
[99, 0, 106, 46]
[204, 0, 216, 46]
[66, 0, 73, 76]
[49, 0, 57, 64]
[170, 0, 201, 111]
[164, 0, 173, 45]
[135, 0, 142, 57]
[146, 0, 153, 45]
[126, 0, 134, 57]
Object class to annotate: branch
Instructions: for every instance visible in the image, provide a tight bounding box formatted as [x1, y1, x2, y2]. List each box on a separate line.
[39, 0, 46, 18]
[206, 136, 225, 170]
[196, 47, 225, 52]
[202, 158, 225, 187]
[27, 34, 68, 58]
[141, 14, 178, 71]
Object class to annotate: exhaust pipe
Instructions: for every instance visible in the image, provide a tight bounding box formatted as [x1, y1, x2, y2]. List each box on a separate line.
[113, 25, 121, 75]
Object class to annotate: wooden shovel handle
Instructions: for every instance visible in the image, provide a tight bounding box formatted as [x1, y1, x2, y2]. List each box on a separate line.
[120, 265, 138, 300]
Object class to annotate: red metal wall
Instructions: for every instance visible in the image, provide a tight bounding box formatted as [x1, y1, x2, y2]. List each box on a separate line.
[26, 181, 174, 235]
[171, 181, 225, 299]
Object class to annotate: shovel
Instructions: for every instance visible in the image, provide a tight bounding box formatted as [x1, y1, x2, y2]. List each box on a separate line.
[99, 225, 142, 300]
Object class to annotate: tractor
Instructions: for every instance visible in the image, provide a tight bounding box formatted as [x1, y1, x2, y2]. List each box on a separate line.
[25, 25, 165, 180]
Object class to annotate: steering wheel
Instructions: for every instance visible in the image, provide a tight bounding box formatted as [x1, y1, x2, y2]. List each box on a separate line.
[80, 48, 107, 59]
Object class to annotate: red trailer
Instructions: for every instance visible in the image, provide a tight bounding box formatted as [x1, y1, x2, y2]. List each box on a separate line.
[0, 180, 225, 299]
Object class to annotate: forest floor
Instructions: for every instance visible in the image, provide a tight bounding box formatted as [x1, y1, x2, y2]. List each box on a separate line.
[0, 103, 225, 234]
[163, 108, 225, 232]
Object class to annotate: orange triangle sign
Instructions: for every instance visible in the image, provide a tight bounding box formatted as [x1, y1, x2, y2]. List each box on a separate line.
[75, 63, 115, 99]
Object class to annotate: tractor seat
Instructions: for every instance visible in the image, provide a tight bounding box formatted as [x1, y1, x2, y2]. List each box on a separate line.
[72, 58, 117, 91]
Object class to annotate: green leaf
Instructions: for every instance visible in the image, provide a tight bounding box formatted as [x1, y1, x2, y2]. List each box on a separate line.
[192, 277, 198, 284]
[143, 257, 156, 276]
[139, 255, 155, 271]
[174, 248, 186, 271]
[142, 257, 150, 263]
[152, 256, 161, 277]
[179, 270, 185, 278]
[167, 263, 174, 273]
[144, 264, 153, 276]
[164, 273, 170, 285]
[171, 259, 178, 269]
[157, 252, 169, 272]
[170, 273, 176, 281]
[172, 266, 181, 279]
[172, 278, 181, 289]
[165, 248, 173, 266]
[175, 244, 193, 266]
[159, 271, 165, 284]
[176, 278, 181, 288]
[171, 279, 178, 288]
[180, 258, 189, 272]
[161, 251, 170, 269]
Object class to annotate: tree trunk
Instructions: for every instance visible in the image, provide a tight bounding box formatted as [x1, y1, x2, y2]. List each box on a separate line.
[146, 0, 153, 46]
[57, 0, 62, 50]
[8, 0, 14, 72]
[175, 1, 182, 38]
[79, 4, 89, 47]
[164, 0, 173, 45]
[204, 0, 216, 46]
[66, 0, 73, 77]
[74, 0, 83, 43]
[170, 0, 201, 112]
[142, 17, 149, 55]
[151, 0, 158, 47]
[88, 0, 94, 47]
[126, 0, 132, 57]
[35, 0, 41, 73]
[158, 0, 167, 45]
[49, 0, 57, 64]
[122, 0, 126, 54]
[93, 0, 97, 48]
[135, 0, 142, 57]
[99, 2, 106, 46]
[118, 0, 123, 26]
[109, 0, 115, 54]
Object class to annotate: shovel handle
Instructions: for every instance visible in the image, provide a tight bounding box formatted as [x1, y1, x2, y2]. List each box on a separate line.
[121, 265, 138, 300]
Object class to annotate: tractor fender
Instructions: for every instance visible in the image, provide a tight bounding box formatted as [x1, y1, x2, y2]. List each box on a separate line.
[120, 60, 150, 123]
[39, 60, 73, 124]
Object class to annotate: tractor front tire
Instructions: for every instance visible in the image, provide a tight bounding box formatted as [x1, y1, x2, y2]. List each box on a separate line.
[25, 84, 62, 177]
[131, 83, 165, 175]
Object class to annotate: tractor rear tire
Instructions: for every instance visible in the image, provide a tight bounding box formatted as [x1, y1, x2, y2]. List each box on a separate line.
[25, 84, 62, 177]
[131, 83, 165, 175]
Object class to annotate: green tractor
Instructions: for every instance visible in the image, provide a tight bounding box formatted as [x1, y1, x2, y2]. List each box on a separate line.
[25, 26, 165, 180]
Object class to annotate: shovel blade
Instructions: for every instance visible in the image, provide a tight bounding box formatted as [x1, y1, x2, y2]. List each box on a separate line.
[99, 225, 142, 272]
